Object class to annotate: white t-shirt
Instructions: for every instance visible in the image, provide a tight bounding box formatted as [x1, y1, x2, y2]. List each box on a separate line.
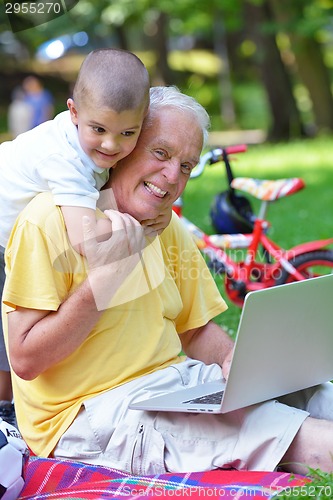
[0, 111, 109, 247]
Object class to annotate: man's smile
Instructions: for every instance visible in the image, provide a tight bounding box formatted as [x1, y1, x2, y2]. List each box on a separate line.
[144, 181, 167, 198]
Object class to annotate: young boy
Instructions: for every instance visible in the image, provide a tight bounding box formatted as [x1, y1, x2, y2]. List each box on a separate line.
[0, 48, 169, 425]
[0, 48, 153, 251]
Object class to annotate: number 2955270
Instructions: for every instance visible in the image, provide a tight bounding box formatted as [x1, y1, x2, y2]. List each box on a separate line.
[5, 2, 62, 15]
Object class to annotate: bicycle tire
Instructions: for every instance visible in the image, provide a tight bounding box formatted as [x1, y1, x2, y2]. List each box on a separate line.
[275, 250, 333, 286]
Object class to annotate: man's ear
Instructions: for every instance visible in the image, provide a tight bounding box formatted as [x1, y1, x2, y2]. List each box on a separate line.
[67, 98, 78, 125]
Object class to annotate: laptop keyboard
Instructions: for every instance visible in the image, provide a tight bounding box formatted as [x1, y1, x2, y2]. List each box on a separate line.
[183, 390, 224, 405]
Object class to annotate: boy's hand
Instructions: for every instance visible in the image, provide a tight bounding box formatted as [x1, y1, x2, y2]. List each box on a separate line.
[141, 207, 173, 236]
[82, 212, 146, 310]
[83, 211, 145, 268]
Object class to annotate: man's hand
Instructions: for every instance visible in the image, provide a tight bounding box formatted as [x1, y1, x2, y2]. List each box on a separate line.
[180, 321, 235, 380]
[221, 347, 233, 380]
[141, 207, 173, 236]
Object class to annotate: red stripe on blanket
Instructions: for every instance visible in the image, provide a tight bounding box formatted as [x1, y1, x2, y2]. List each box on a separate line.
[19, 457, 309, 499]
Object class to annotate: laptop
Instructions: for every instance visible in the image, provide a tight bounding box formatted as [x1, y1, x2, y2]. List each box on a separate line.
[130, 274, 333, 414]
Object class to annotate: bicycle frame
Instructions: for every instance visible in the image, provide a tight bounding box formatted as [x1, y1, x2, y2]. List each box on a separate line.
[174, 146, 333, 306]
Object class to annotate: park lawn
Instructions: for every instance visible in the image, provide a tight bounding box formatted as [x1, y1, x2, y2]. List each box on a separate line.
[182, 136, 333, 337]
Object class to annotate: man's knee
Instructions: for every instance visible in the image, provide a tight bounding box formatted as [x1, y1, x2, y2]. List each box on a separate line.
[281, 417, 333, 474]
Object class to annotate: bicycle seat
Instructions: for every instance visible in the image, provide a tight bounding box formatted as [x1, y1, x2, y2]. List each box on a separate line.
[230, 177, 305, 201]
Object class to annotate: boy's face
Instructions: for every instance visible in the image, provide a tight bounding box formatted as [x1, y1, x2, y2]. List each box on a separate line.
[67, 98, 146, 170]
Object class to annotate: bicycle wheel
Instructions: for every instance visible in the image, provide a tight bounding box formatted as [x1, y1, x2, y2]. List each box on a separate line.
[275, 250, 333, 285]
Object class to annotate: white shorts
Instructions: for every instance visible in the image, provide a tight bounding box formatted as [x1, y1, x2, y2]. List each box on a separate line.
[54, 359, 333, 474]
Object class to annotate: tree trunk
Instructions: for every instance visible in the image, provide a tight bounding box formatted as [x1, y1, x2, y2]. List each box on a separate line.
[270, 0, 333, 133]
[213, 8, 236, 128]
[244, 0, 306, 141]
[114, 25, 129, 51]
[149, 12, 173, 85]
[294, 37, 333, 132]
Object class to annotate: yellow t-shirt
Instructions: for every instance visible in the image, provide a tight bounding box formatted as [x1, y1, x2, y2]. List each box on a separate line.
[3, 192, 227, 457]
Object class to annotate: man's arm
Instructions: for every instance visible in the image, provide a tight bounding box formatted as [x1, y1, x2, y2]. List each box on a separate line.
[7, 212, 145, 381]
[7, 279, 102, 380]
[180, 321, 234, 379]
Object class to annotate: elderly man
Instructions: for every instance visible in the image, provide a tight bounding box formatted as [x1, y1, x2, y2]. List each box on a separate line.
[3, 86, 333, 475]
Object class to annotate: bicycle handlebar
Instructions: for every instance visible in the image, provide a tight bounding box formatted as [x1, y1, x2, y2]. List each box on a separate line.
[190, 144, 247, 178]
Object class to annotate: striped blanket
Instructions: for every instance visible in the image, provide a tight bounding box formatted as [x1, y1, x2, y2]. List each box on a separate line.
[19, 457, 308, 499]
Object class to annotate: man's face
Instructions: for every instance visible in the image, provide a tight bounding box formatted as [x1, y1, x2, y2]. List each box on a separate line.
[110, 107, 203, 221]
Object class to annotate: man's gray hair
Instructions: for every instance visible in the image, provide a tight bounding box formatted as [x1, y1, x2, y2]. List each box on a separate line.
[149, 86, 210, 145]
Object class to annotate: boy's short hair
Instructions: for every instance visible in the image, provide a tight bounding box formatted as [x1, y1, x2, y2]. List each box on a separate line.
[73, 48, 150, 113]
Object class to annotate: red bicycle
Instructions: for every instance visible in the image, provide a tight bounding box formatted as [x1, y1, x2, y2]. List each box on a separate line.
[173, 145, 333, 306]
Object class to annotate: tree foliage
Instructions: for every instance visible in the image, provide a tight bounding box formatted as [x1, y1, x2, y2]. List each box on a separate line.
[0, 0, 333, 140]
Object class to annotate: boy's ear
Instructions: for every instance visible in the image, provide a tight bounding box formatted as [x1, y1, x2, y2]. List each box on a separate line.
[67, 98, 78, 125]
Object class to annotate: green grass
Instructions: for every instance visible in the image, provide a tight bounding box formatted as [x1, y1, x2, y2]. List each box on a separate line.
[275, 468, 333, 499]
[183, 136, 333, 337]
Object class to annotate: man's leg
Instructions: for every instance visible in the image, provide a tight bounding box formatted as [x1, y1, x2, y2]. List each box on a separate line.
[55, 361, 309, 474]
[0, 370, 12, 401]
[282, 417, 333, 474]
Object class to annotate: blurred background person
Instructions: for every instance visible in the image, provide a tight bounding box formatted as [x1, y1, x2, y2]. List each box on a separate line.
[7, 86, 34, 138]
[7, 76, 54, 138]
[22, 75, 54, 128]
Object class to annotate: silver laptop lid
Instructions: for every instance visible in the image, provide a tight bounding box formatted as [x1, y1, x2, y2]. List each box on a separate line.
[221, 274, 333, 413]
